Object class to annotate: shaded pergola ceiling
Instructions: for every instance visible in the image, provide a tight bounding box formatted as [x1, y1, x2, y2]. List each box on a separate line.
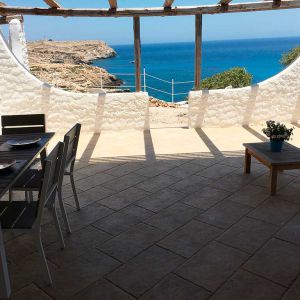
[0, 0, 299, 17]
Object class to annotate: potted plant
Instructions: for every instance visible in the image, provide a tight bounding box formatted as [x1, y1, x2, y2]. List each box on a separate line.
[262, 120, 294, 152]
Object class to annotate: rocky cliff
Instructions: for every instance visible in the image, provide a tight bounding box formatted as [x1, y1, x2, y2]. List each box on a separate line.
[27, 40, 122, 92]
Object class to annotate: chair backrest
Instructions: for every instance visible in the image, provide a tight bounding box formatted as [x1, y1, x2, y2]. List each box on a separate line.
[36, 142, 64, 222]
[63, 123, 81, 169]
[1, 114, 46, 135]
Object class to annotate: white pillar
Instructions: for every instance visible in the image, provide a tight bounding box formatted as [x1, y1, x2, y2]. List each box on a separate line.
[8, 19, 29, 70]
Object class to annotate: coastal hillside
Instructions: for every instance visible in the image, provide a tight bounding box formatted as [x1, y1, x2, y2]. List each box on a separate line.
[27, 40, 122, 92]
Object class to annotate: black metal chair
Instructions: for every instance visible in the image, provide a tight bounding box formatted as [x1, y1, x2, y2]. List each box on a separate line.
[0, 142, 65, 285]
[61, 123, 81, 211]
[2, 114, 47, 204]
[1, 114, 46, 135]
[10, 123, 82, 234]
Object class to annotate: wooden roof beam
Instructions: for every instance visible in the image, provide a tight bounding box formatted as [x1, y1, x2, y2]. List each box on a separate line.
[43, 0, 61, 8]
[219, 0, 233, 5]
[0, 14, 23, 24]
[0, 0, 299, 17]
[164, 0, 175, 8]
[108, 0, 117, 10]
[219, 0, 233, 11]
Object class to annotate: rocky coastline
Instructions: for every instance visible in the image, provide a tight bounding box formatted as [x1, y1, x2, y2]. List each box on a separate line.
[27, 40, 122, 92]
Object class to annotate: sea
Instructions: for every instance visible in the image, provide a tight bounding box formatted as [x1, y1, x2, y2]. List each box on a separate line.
[93, 36, 300, 102]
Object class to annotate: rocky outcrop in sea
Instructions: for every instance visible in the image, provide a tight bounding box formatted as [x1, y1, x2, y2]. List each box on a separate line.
[27, 40, 122, 92]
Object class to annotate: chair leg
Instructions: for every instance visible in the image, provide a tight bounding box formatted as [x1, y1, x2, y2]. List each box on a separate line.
[36, 231, 52, 286]
[52, 204, 65, 249]
[58, 188, 71, 234]
[70, 173, 80, 211]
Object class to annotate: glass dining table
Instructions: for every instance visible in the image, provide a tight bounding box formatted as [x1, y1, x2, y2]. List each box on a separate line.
[0, 132, 54, 299]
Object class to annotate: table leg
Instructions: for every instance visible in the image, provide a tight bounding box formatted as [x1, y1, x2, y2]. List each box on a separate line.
[0, 227, 11, 299]
[244, 148, 251, 174]
[270, 166, 278, 196]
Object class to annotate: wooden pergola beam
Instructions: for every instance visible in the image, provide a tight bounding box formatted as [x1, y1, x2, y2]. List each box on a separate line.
[219, 0, 233, 5]
[0, 15, 23, 24]
[43, 0, 61, 9]
[163, 0, 175, 8]
[133, 17, 141, 92]
[108, 0, 117, 10]
[0, 0, 299, 17]
[194, 14, 202, 90]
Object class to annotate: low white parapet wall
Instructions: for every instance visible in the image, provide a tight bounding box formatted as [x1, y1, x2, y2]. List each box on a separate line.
[189, 56, 300, 127]
[0, 29, 149, 133]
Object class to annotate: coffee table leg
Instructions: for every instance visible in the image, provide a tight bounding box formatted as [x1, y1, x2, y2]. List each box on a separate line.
[244, 148, 251, 174]
[270, 167, 278, 196]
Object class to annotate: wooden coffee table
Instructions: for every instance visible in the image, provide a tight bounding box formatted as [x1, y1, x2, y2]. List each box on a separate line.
[243, 142, 300, 195]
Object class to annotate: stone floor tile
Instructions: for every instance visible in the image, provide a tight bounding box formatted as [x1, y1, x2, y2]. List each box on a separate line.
[227, 184, 269, 208]
[169, 175, 213, 194]
[75, 173, 116, 191]
[62, 171, 88, 186]
[102, 173, 148, 192]
[158, 220, 222, 257]
[106, 245, 185, 297]
[252, 173, 295, 191]
[181, 187, 231, 210]
[144, 202, 200, 232]
[64, 185, 115, 208]
[39, 251, 120, 299]
[45, 226, 112, 266]
[136, 188, 185, 212]
[10, 283, 53, 300]
[99, 223, 166, 262]
[196, 200, 251, 229]
[248, 197, 300, 226]
[98, 187, 150, 210]
[140, 273, 211, 300]
[62, 184, 84, 199]
[281, 274, 300, 300]
[70, 279, 135, 300]
[197, 164, 237, 179]
[66, 202, 114, 232]
[135, 161, 176, 177]
[135, 174, 180, 193]
[77, 162, 120, 176]
[209, 173, 257, 193]
[276, 213, 300, 245]
[9, 253, 57, 292]
[210, 270, 285, 300]
[104, 161, 146, 177]
[232, 162, 268, 177]
[244, 238, 300, 286]
[93, 205, 154, 236]
[165, 162, 208, 179]
[276, 181, 300, 203]
[218, 217, 279, 253]
[190, 156, 223, 168]
[218, 155, 245, 168]
[5, 233, 38, 264]
[175, 241, 249, 292]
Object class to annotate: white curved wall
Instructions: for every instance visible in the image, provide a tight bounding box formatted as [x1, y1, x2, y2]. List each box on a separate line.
[0, 29, 149, 133]
[189, 56, 300, 127]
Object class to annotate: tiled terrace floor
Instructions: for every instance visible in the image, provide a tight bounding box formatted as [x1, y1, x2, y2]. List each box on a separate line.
[5, 125, 300, 299]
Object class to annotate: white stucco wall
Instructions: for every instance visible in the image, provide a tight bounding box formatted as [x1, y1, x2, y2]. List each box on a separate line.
[189, 56, 300, 127]
[8, 19, 29, 70]
[0, 29, 149, 133]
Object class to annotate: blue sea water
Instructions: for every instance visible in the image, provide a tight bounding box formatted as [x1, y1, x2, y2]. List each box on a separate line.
[93, 36, 300, 102]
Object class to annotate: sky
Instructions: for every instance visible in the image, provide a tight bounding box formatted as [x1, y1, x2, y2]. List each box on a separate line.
[1, 0, 300, 45]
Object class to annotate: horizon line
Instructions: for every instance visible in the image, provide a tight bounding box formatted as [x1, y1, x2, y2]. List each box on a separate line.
[110, 35, 300, 47]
